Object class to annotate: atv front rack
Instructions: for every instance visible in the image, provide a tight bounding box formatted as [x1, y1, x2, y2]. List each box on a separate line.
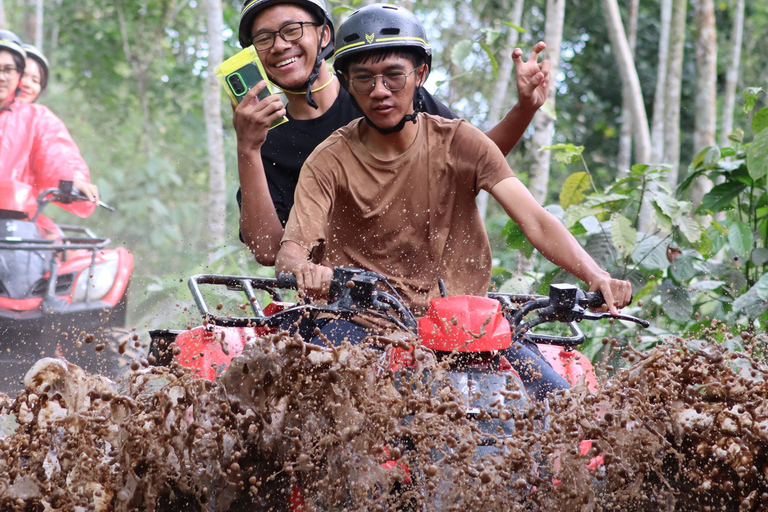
[188, 274, 286, 328]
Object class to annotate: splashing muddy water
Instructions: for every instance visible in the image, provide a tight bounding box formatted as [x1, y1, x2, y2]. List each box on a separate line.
[1, 332, 767, 511]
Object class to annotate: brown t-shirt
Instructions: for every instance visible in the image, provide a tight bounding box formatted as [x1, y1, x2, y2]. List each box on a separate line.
[282, 113, 515, 317]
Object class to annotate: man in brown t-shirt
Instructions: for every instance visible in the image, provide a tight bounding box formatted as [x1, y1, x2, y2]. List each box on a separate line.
[276, 6, 631, 315]
[275, 4, 632, 398]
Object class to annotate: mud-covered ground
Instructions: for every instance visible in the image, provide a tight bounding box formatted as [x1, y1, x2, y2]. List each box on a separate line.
[0, 331, 767, 511]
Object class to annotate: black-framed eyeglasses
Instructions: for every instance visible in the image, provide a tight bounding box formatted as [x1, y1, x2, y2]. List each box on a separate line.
[251, 21, 319, 51]
[0, 67, 20, 78]
[348, 67, 421, 95]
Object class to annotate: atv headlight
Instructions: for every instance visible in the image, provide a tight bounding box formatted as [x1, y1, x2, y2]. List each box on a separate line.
[73, 260, 119, 302]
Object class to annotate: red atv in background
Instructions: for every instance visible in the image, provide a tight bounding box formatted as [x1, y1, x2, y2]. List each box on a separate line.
[0, 180, 133, 392]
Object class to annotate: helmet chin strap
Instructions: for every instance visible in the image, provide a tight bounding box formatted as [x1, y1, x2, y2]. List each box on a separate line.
[362, 87, 426, 135]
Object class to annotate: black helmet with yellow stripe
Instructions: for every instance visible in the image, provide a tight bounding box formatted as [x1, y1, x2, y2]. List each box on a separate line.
[333, 4, 432, 135]
[0, 30, 27, 74]
[333, 4, 431, 77]
[238, 0, 334, 109]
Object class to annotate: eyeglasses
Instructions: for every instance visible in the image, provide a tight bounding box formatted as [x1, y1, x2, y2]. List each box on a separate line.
[251, 21, 318, 51]
[0, 67, 20, 78]
[348, 67, 421, 95]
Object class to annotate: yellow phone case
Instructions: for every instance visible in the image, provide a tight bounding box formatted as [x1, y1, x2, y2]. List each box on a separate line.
[215, 46, 288, 129]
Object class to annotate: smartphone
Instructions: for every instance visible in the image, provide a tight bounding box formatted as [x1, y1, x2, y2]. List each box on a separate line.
[215, 46, 288, 129]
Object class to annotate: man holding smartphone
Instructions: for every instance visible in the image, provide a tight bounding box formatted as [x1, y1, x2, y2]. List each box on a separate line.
[232, 0, 551, 266]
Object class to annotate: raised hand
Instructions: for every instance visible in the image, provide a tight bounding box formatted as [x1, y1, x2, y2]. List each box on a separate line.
[231, 81, 286, 152]
[512, 41, 551, 113]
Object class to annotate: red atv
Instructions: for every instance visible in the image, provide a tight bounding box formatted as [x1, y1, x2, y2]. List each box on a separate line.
[150, 267, 647, 394]
[0, 180, 134, 391]
[149, 268, 648, 508]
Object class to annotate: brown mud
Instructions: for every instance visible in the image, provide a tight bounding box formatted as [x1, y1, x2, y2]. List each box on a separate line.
[0, 331, 767, 511]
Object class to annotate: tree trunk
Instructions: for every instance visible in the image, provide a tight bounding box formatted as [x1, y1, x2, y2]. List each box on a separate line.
[35, 0, 43, 49]
[50, 0, 63, 50]
[601, 0, 651, 165]
[529, 0, 565, 206]
[204, 0, 227, 261]
[24, 0, 35, 42]
[617, 0, 639, 175]
[602, 0, 653, 232]
[477, 0, 524, 220]
[487, 0, 524, 125]
[663, 0, 688, 186]
[691, 0, 716, 206]
[651, 0, 673, 165]
[0, 0, 6, 30]
[720, 0, 745, 147]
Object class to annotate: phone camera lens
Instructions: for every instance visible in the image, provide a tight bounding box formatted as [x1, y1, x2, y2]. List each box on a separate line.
[229, 75, 246, 95]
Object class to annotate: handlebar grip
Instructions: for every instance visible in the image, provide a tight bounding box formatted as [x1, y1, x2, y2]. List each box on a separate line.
[586, 290, 605, 309]
[276, 272, 298, 290]
[585, 290, 634, 309]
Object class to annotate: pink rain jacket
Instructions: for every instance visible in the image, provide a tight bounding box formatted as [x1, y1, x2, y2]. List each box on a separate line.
[0, 98, 95, 218]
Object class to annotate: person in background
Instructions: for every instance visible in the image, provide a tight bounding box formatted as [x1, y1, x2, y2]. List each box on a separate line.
[17, 43, 48, 104]
[0, 31, 98, 216]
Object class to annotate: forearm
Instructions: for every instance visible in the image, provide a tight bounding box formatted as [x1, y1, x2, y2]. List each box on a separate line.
[524, 213, 610, 287]
[492, 178, 609, 287]
[483, 103, 537, 157]
[238, 147, 284, 266]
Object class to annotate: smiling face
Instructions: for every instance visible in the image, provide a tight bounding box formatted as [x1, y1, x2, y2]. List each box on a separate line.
[345, 55, 425, 131]
[0, 50, 21, 106]
[18, 58, 41, 103]
[250, 4, 330, 90]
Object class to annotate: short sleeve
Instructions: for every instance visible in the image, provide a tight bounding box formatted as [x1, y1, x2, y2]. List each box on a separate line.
[451, 120, 515, 193]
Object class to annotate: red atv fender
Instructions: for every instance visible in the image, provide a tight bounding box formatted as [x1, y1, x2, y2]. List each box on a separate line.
[172, 301, 289, 380]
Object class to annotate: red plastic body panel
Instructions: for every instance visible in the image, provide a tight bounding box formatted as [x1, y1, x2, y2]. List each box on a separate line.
[418, 295, 511, 352]
[174, 301, 289, 381]
[0, 247, 133, 312]
[537, 344, 598, 393]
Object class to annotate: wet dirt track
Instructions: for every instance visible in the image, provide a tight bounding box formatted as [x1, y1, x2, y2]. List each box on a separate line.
[0, 332, 767, 511]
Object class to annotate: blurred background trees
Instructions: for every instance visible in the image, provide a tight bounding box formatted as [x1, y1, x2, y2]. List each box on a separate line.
[1, 0, 766, 345]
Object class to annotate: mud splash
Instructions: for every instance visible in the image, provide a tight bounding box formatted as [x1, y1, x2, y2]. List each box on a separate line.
[0, 333, 767, 511]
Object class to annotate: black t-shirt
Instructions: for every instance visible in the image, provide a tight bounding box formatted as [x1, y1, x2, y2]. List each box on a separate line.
[236, 86, 456, 232]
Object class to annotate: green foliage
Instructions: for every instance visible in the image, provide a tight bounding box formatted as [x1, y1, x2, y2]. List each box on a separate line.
[502, 95, 768, 365]
[560, 172, 591, 210]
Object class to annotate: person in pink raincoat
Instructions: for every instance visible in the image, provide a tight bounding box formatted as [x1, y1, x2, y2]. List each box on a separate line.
[0, 30, 97, 223]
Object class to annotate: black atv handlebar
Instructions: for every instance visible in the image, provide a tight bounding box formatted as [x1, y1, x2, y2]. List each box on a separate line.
[31, 181, 114, 223]
[189, 270, 649, 347]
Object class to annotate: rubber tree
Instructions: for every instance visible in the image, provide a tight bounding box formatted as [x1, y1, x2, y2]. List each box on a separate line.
[650, 0, 673, 166]
[617, 0, 639, 175]
[720, 0, 745, 147]
[204, 0, 226, 260]
[601, 0, 652, 231]
[691, 0, 717, 206]
[477, 0, 524, 220]
[529, 0, 564, 206]
[663, 0, 688, 186]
